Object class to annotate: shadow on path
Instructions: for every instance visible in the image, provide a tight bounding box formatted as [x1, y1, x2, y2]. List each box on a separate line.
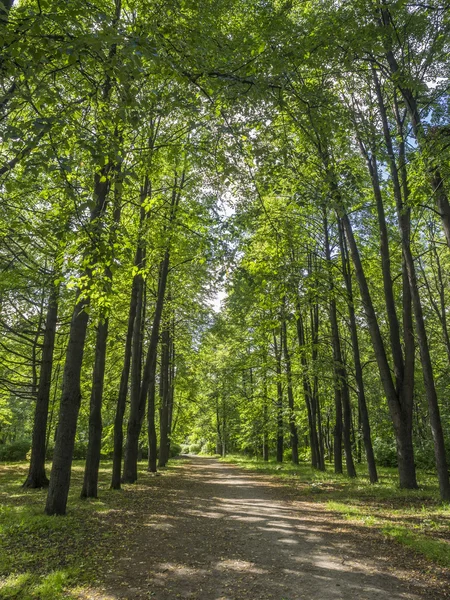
[97, 457, 443, 600]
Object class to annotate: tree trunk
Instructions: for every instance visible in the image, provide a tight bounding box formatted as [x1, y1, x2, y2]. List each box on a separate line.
[111, 257, 141, 488]
[45, 170, 110, 516]
[147, 375, 157, 473]
[158, 325, 170, 468]
[323, 208, 356, 477]
[23, 283, 59, 488]
[282, 315, 299, 464]
[374, 71, 450, 499]
[338, 220, 378, 483]
[262, 364, 269, 461]
[122, 266, 145, 484]
[274, 329, 283, 463]
[340, 212, 418, 488]
[81, 319, 108, 498]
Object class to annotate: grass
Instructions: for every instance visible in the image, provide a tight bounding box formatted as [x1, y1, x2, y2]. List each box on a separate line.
[219, 454, 450, 567]
[0, 459, 179, 599]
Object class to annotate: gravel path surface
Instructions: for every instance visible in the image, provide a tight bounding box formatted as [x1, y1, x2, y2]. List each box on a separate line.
[98, 457, 448, 600]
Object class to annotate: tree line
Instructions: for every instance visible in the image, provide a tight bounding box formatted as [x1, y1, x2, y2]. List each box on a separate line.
[0, 0, 449, 515]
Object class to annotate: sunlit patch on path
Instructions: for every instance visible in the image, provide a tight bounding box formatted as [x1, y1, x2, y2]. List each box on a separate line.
[93, 457, 442, 600]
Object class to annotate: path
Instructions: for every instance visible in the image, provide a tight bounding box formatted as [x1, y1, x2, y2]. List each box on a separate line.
[102, 457, 444, 600]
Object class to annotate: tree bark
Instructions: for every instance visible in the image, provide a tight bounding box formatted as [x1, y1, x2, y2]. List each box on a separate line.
[81, 319, 108, 498]
[45, 170, 110, 516]
[338, 219, 378, 483]
[111, 254, 141, 488]
[340, 212, 418, 488]
[158, 324, 170, 468]
[122, 264, 145, 484]
[273, 329, 284, 462]
[282, 316, 299, 464]
[23, 283, 59, 488]
[323, 208, 356, 477]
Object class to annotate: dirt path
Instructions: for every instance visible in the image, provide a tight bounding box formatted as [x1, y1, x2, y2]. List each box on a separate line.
[101, 457, 446, 600]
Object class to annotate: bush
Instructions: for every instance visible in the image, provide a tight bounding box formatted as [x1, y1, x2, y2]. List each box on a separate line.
[0, 440, 31, 462]
[283, 448, 292, 462]
[373, 438, 397, 467]
[169, 442, 181, 458]
[188, 442, 202, 455]
[200, 441, 215, 455]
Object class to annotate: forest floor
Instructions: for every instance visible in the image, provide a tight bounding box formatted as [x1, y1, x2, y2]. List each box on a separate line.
[0, 456, 449, 600]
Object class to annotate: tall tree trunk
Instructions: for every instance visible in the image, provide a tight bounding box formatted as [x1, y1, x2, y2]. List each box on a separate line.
[110, 252, 141, 488]
[296, 307, 316, 468]
[147, 374, 157, 473]
[262, 361, 269, 461]
[374, 75, 450, 500]
[45, 170, 111, 516]
[340, 212, 418, 489]
[23, 282, 59, 488]
[282, 314, 299, 464]
[323, 208, 356, 477]
[338, 219, 378, 483]
[81, 318, 108, 498]
[274, 329, 283, 463]
[158, 324, 170, 468]
[83, 161, 123, 498]
[122, 264, 145, 484]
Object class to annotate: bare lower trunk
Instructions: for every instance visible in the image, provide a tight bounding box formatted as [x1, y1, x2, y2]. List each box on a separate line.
[274, 330, 283, 463]
[24, 283, 59, 488]
[45, 170, 110, 516]
[81, 319, 108, 498]
[122, 269, 145, 484]
[338, 220, 377, 483]
[158, 325, 170, 468]
[282, 316, 299, 464]
[323, 208, 355, 477]
[111, 266, 140, 489]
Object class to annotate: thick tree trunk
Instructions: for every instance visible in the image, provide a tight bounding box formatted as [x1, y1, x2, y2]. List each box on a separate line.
[124, 249, 170, 482]
[340, 212, 418, 488]
[45, 171, 110, 516]
[23, 283, 59, 488]
[147, 376, 157, 473]
[374, 71, 450, 499]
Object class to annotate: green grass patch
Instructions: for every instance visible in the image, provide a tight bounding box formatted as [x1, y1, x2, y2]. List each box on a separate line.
[0, 459, 180, 599]
[220, 454, 450, 567]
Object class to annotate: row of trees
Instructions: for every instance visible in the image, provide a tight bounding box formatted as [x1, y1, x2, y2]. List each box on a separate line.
[1, 0, 450, 515]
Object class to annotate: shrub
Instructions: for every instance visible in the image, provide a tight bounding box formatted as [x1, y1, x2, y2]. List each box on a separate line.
[0, 440, 31, 462]
[200, 441, 215, 455]
[283, 448, 292, 462]
[188, 442, 202, 455]
[169, 442, 181, 458]
[373, 438, 397, 467]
